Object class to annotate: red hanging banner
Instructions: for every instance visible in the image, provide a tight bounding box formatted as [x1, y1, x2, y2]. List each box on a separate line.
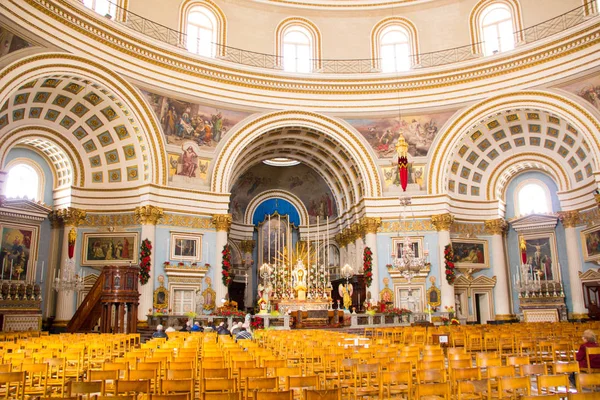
[519, 237, 527, 264]
[68, 228, 76, 259]
[396, 135, 409, 192]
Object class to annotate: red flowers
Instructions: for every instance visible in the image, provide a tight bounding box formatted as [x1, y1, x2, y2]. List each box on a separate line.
[363, 247, 373, 288]
[139, 239, 152, 285]
[221, 245, 234, 286]
[444, 244, 456, 285]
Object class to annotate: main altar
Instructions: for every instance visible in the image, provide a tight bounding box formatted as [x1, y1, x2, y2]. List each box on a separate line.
[257, 241, 334, 315]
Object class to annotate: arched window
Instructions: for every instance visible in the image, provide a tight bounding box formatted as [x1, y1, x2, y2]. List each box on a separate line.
[6, 163, 40, 201]
[283, 26, 312, 73]
[83, 0, 117, 19]
[186, 6, 217, 57]
[516, 181, 551, 215]
[481, 4, 515, 56]
[380, 26, 411, 73]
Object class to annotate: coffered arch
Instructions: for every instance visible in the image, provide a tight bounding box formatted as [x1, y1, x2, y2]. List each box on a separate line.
[428, 91, 600, 203]
[211, 111, 382, 215]
[0, 53, 167, 189]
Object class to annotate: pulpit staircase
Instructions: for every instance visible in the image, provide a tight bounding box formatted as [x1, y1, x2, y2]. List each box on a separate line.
[67, 265, 140, 333]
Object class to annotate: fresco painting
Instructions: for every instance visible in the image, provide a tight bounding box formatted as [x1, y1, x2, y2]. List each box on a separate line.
[0, 27, 30, 57]
[168, 142, 209, 182]
[229, 164, 337, 224]
[558, 75, 600, 112]
[382, 164, 425, 191]
[346, 111, 454, 158]
[141, 90, 251, 149]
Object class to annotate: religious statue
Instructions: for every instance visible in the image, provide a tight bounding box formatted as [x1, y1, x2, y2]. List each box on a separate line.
[292, 260, 308, 300]
[338, 283, 353, 310]
[257, 283, 271, 314]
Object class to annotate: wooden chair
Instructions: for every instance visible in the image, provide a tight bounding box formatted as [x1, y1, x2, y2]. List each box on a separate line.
[256, 391, 294, 400]
[352, 363, 379, 400]
[456, 380, 488, 400]
[45, 357, 67, 396]
[497, 376, 531, 399]
[585, 347, 600, 373]
[161, 379, 194, 395]
[567, 394, 600, 400]
[286, 375, 319, 399]
[89, 369, 119, 395]
[204, 378, 237, 393]
[303, 388, 341, 400]
[380, 370, 411, 399]
[415, 382, 451, 400]
[576, 373, 600, 393]
[68, 381, 103, 399]
[22, 362, 48, 398]
[245, 377, 278, 400]
[537, 374, 570, 396]
[554, 362, 580, 375]
[0, 371, 25, 400]
[115, 379, 151, 398]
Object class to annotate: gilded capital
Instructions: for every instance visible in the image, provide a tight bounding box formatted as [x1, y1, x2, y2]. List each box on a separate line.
[58, 207, 87, 227]
[350, 223, 363, 241]
[431, 213, 454, 231]
[240, 240, 255, 254]
[48, 210, 63, 229]
[361, 217, 381, 235]
[484, 218, 508, 235]
[334, 233, 346, 248]
[559, 210, 581, 228]
[212, 214, 232, 232]
[134, 205, 164, 225]
[595, 193, 600, 208]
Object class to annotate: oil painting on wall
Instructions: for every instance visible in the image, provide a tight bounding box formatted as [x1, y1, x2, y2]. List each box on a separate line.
[581, 225, 600, 263]
[141, 90, 251, 149]
[558, 74, 600, 112]
[167, 142, 209, 183]
[451, 239, 489, 269]
[229, 163, 337, 224]
[82, 232, 139, 267]
[0, 226, 34, 281]
[519, 234, 557, 281]
[346, 111, 454, 158]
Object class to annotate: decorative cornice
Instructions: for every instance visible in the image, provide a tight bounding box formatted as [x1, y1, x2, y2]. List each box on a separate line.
[509, 213, 559, 233]
[57, 207, 87, 227]
[134, 205, 164, 225]
[361, 217, 381, 235]
[212, 214, 232, 232]
[558, 210, 581, 229]
[162, 214, 212, 229]
[451, 222, 485, 237]
[431, 214, 454, 232]
[484, 219, 508, 235]
[240, 240, 255, 254]
[83, 213, 136, 227]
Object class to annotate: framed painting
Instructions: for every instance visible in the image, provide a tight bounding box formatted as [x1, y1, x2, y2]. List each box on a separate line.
[392, 237, 424, 259]
[451, 239, 489, 269]
[82, 232, 139, 266]
[519, 232, 558, 281]
[427, 285, 441, 308]
[581, 225, 600, 263]
[170, 232, 202, 262]
[0, 224, 38, 281]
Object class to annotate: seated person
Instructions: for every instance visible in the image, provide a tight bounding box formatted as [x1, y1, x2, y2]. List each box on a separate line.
[235, 326, 253, 341]
[165, 325, 176, 333]
[152, 324, 167, 339]
[571, 329, 600, 385]
[231, 321, 243, 335]
[216, 322, 230, 335]
[191, 322, 203, 332]
[180, 320, 192, 332]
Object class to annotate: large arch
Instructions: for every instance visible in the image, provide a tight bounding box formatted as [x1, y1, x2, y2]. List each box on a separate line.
[211, 110, 382, 216]
[0, 53, 167, 188]
[428, 91, 600, 205]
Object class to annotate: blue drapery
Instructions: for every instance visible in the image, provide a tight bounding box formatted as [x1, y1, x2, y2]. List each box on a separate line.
[252, 198, 300, 226]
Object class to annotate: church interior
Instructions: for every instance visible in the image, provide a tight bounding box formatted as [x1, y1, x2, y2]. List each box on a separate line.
[0, 0, 600, 397]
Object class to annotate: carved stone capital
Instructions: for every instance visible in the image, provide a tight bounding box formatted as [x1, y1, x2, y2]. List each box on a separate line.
[212, 214, 232, 232]
[240, 240, 255, 254]
[361, 217, 381, 235]
[558, 210, 581, 228]
[57, 207, 87, 227]
[484, 218, 508, 235]
[48, 210, 63, 229]
[431, 213, 454, 231]
[134, 205, 164, 225]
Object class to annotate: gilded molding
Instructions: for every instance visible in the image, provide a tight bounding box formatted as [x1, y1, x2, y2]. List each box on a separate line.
[431, 214, 455, 232]
[57, 207, 87, 227]
[240, 240, 255, 254]
[334, 233, 347, 248]
[380, 219, 433, 233]
[581, 207, 600, 227]
[83, 213, 136, 227]
[48, 210, 62, 229]
[494, 314, 517, 321]
[134, 205, 164, 225]
[484, 219, 508, 236]
[212, 214, 232, 232]
[558, 210, 581, 229]
[570, 313, 589, 320]
[450, 222, 486, 237]
[162, 214, 213, 229]
[361, 217, 381, 235]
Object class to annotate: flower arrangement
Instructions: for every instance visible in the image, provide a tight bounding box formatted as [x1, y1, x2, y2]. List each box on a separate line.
[363, 247, 373, 287]
[444, 306, 455, 313]
[153, 308, 168, 315]
[221, 245, 234, 286]
[163, 261, 170, 267]
[451, 318, 460, 325]
[185, 311, 197, 318]
[441, 316, 450, 325]
[444, 244, 456, 285]
[214, 308, 246, 318]
[384, 307, 412, 317]
[385, 264, 393, 269]
[178, 261, 185, 267]
[139, 239, 152, 285]
[205, 263, 211, 269]
[250, 317, 264, 330]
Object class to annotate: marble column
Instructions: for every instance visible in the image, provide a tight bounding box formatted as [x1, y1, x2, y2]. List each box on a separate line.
[559, 211, 588, 319]
[484, 218, 513, 320]
[241, 239, 255, 309]
[134, 205, 164, 324]
[361, 217, 382, 301]
[54, 208, 87, 325]
[212, 214, 232, 304]
[353, 224, 364, 273]
[44, 211, 62, 320]
[431, 213, 455, 309]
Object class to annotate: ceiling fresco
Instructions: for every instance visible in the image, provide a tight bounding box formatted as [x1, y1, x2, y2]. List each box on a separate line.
[558, 73, 600, 113]
[0, 26, 30, 58]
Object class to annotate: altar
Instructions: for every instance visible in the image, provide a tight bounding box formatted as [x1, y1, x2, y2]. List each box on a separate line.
[274, 299, 330, 314]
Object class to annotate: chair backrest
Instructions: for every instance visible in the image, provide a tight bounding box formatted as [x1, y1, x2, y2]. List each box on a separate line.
[554, 362, 579, 374]
[150, 394, 190, 400]
[166, 369, 194, 380]
[161, 379, 194, 394]
[567, 394, 600, 400]
[457, 380, 488, 400]
[287, 375, 319, 391]
[202, 393, 241, 400]
[256, 390, 293, 400]
[586, 347, 600, 373]
[498, 376, 531, 398]
[203, 378, 237, 392]
[304, 388, 341, 400]
[116, 379, 151, 395]
[69, 381, 103, 398]
[522, 395, 559, 400]
[453, 367, 481, 381]
[538, 374, 569, 395]
[520, 363, 548, 376]
[576, 373, 600, 393]
[203, 368, 230, 379]
[415, 382, 450, 400]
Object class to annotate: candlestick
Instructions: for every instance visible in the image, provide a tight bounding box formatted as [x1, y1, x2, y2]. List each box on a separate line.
[40, 262, 44, 284]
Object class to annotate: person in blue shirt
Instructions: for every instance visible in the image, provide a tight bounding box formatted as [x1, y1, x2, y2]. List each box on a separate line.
[191, 322, 203, 332]
[152, 324, 167, 339]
